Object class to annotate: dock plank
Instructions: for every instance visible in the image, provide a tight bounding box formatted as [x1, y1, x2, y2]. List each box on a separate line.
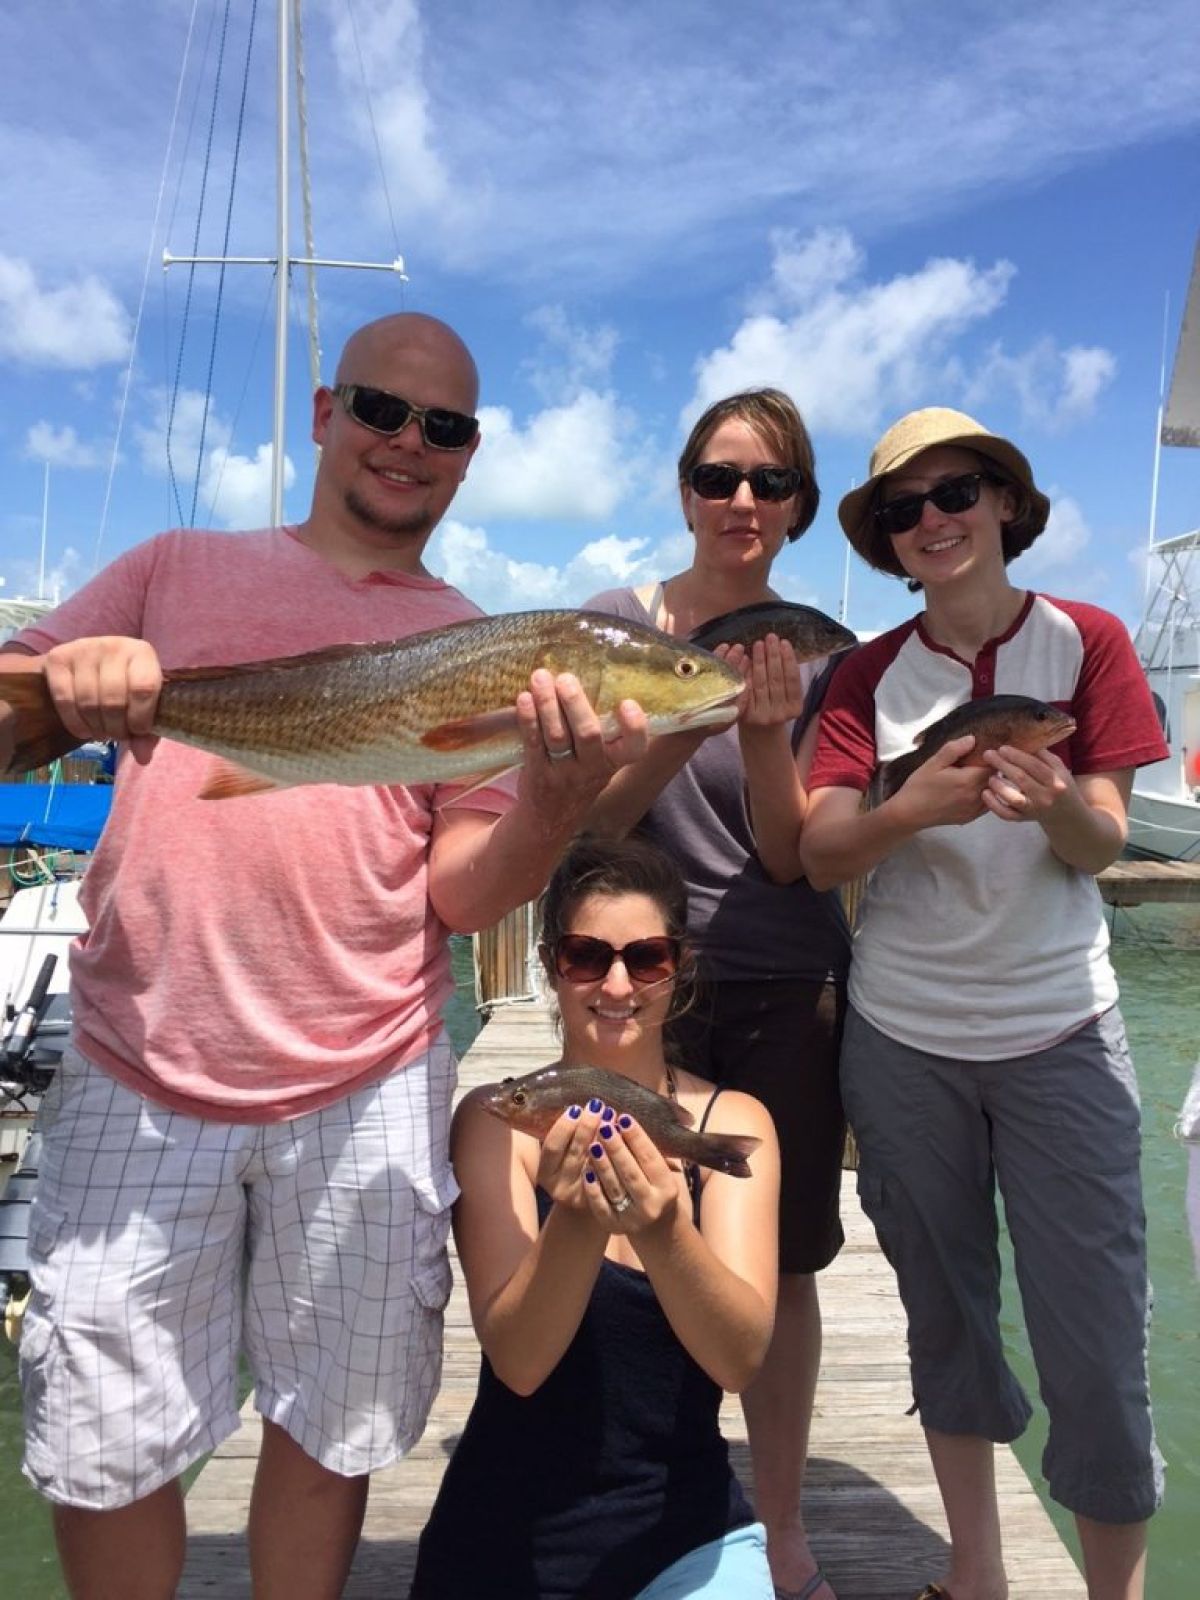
[1097, 858, 1200, 903]
[179, 1001, 1086, 1598]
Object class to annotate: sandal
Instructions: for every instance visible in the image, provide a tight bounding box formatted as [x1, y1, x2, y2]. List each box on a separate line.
[775, 1571, 832, 1600]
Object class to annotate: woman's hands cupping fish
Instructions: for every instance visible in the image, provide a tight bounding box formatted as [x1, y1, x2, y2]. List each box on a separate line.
[537, 1101, 679, 1236]
[721, 636, 802, 729]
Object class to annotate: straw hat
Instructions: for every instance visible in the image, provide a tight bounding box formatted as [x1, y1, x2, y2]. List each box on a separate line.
[838, 408, 1051, 578]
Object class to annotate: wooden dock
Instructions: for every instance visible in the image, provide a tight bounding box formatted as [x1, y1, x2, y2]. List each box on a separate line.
[1097, 857, 1200, 905]
[179, 1002, 1087, 1598]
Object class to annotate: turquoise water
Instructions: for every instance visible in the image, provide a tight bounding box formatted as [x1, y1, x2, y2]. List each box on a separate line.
[1, 929, 1195, 1597]
[1002, 902, 1198, 1599]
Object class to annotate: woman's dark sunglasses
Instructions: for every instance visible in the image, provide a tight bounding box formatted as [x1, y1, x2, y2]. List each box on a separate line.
[333, 384, 479, 451]
[874, 471, 997, 538]
[553, 934, 680, 985]
[689, 463, 802, 503]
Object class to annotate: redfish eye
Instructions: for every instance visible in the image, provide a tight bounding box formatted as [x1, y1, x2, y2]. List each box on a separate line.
[512, 1088, 527, 1106]
[675, 657, 699, 677]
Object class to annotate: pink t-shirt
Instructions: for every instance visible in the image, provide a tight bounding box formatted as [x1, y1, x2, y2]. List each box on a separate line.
[808, 593, 1168, 1059]
[13, 527, 514, 1120]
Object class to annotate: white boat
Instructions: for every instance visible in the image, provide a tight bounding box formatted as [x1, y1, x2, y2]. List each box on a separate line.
[1130, 527, 1200, 860]
[1129, 237, 1200, 862]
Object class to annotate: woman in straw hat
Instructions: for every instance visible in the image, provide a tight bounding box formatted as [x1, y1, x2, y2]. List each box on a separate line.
[753, 408, 1167, 1600]
[583, 389, 851, 1600]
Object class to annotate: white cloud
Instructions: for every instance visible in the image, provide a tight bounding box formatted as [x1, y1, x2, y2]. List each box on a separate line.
[0, 255, 131, 369]
[4, 5, 1199, 298]
[455, 390, 636, 522]
[1010, 492, 1092, 576]
[323, 0, 458, 215]
[427, 520, 688, 614]
[24, 422, 106, 469]
[135, 388, 232, 484]
[308, 2, 1200, 286]
[0, 541, 87, 609]
[687, 228, 1015, 437]
[966, 340, 1116, 429]
[200, 444, 296, 530]
[132, 387, 291, 528]
[523, 305, 620, 403]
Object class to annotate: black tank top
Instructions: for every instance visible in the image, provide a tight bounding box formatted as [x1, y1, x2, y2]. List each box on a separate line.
[411, 1090, 754, 1600]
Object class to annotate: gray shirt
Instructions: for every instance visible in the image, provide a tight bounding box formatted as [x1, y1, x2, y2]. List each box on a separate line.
[584, 587, 850, 984]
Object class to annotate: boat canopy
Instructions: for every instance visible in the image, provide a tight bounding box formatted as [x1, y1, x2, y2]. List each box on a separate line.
[0, 785, 112, 852]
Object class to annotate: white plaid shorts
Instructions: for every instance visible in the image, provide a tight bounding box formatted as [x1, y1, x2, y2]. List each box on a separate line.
[20, 1035, 458, 1509]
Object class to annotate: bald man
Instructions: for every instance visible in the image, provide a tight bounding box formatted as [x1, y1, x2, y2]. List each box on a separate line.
[1, 314, 649, 1599]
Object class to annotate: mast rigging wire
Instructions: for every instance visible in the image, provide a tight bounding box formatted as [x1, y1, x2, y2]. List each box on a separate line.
[188, 0, 262, 527]
[92, 0, 204, 574]
[166, 0, 235, 527]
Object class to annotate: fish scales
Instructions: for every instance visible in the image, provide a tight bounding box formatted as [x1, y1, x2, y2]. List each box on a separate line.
[475, 1062, 762, 1178]
[881, 693, 1077, 798]
[688, 601, 856, 660]
[0, 610, 742, 793]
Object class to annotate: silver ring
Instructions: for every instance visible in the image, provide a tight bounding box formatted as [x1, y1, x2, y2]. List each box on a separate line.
[610, 1191, 633, 1214]
[547, 746, 574, 762]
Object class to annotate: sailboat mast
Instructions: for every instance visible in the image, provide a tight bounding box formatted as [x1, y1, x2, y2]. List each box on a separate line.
[271, 0, 291, 528]
[1141, 294, 1170, 613]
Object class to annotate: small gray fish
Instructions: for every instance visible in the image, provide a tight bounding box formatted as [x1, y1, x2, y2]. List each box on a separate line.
[475, 1063, 761, 1177]
[688, 601, 856, 661]
[881, 694, 1077, 799]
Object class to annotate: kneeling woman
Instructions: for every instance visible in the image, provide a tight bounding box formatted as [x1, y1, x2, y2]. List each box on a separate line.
[412, 836, 780, 1600]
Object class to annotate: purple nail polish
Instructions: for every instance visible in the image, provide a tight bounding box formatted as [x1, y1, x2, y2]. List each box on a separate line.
[584, 1169, 596, 1184]
[590, 1144, 604, 1159]
[600, 1125, 613, 1140]
[588, 1098, 602, 1113]
[600, 1105, 615, 1122]
[567, 1105, 581, 1120]
[618, 1115, 632, 1130]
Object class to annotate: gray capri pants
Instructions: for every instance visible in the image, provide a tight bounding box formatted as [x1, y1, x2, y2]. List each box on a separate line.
[841, 1003, 1163, 1524]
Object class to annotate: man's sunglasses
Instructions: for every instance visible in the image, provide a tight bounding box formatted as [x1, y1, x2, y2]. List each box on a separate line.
[553, 934, 680, 985]
[333, 384, 479, 451]
[688, 463, 803, 503]
[874, 472, 998, 538]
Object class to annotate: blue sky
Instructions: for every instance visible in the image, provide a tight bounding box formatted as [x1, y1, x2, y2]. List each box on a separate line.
[2, 0, 1199, 638]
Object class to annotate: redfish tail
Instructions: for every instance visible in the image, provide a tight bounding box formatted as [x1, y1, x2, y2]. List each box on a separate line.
[0, 671, 80, 774]
[698, 1131, 762, 1178]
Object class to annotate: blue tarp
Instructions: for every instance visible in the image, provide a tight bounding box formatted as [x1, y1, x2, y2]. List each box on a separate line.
[0, 784, 112, 851]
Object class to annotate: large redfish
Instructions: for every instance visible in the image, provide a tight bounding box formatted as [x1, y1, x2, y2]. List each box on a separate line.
[475, 1063, 762, 1178]
[881, 694, 1077, 799]
[0, 610, 742, 799]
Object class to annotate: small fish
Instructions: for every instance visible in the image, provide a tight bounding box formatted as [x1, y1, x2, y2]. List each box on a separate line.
[475, 1063, 761, 1178]
[688, 601, 856, 660]
[881, 694, 1077, 799]
[0, 610, 742, 799]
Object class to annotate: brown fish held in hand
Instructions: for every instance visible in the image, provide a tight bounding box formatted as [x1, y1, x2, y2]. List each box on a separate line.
[0, 610, 742, 799]
[475, 1063, 761, 1178]
[881, 694, 1077, 799]
[688, 601, 856, 660]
